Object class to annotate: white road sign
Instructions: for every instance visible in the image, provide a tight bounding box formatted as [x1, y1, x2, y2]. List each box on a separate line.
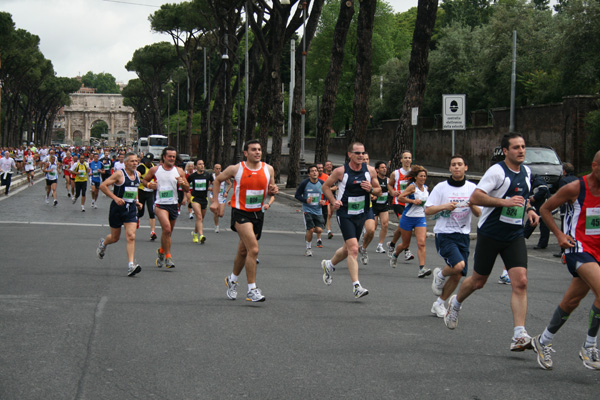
[442, 94, 466, 130]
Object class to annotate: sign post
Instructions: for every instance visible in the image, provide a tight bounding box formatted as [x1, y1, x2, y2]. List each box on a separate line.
[442, 94, 466, 155]
[411, 107, 418, 160]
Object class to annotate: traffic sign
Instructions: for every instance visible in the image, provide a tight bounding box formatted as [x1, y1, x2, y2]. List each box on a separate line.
[442, 94, 466, 130]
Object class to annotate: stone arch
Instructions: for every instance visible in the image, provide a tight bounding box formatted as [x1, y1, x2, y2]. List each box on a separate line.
[72, 130, 83, 146]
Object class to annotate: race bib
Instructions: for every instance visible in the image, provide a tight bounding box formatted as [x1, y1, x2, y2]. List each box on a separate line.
[376, 193, 388, 204]
[92, 170, 100, 177]
[500, 200, 524, 225]
[348, 195, 365, 215]
[586, 207, 600, 235]
[194, 179, 207, 191]
[48, 171, 57, 179]
[308, 194, 320, 204]
[158, 188, 175, 202]
[104, 164, 111, 171]
[78, 170, 85, 178]
[123, 186, 137, 202]
[244, 189, 264, 210]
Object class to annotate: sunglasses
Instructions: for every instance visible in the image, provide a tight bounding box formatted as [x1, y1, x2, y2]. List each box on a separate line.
[352, 151, 366, 155]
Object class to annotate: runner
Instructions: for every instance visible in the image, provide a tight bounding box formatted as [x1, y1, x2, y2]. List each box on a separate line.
[320, 142, 381, 299]
[96, 152, 143, 277]
[141, 146, 189, 269]
[0, 151, 16, 195]
[113, 152, 125, 173]
[89, 153, 103, 209]
[389, 165, 431, 278]
[42, 154, 59, 206]
[188, 159, 212, 244]
[210, 139, 279, 302]
[425, 155, 480, 317]
[323, 160, 336, 239]
[371, 161, 390, 254]
[63, 152, 74, 198]
[295, 164, 326, 257]
[531, 150, 600, 370]
[358, 153, 376, 264]
[387, 150, 415, 261]
[24, 150, 36, 186]
[210, 163, 231, 233]
[70, 154, 91, 212]
[101, 151, 113, 182]
[444, 133, 539, 353]
[137, 153, 157, 241]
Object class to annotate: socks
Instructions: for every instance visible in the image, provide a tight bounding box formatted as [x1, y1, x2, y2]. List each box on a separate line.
[230, 273, 239, 282]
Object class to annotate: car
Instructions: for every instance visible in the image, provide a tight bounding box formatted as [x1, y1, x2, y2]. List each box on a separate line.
[491, 146, 562, 193]
[176, 153, 191, 168]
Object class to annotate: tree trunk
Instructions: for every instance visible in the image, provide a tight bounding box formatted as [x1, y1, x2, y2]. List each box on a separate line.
[390, 0, 439, 170]
[314, 0, 355, 164]
[350, 0, 377, 145]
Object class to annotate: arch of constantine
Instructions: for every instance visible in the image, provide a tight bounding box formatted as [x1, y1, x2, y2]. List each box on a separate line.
[61, 93, 136, 146]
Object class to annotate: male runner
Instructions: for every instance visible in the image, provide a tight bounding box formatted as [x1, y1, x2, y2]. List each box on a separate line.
[211, 139, 278, 302]
[371, 161, 390, 254]
[113, 152, 126, 173]
[0, 151, 16, 195]
[96, 152, 143, 276]
[188, 159, 212, 244]
[137, 153, 157, 241]
[323, 160, 335, 239]
[425, 155, 480, 317]
[531, 150, 600, 370]
[444, 133, 539, 352]
[358, 153, 376, 264]
[320, 142, 381, 299]
[387, 150, 415, 261]
[141, 146, 189, 269]
[101, 151, 113, 182]
[70, 154, 91, 212]
[210, 163, 231, 233]
[89, 153, 103, 209]
[295, 165, 326, 256]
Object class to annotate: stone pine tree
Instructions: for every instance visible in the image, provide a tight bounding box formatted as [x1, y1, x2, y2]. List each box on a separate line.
[390, 0, 439, 170]
[350, 0, 377, 146]
[313, 0, 355, 165]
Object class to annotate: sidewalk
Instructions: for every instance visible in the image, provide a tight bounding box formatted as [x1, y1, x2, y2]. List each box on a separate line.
[0, 169, 43, 198]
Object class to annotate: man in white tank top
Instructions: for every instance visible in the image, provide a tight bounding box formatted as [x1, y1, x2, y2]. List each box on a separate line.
[141, 146, 189, 269]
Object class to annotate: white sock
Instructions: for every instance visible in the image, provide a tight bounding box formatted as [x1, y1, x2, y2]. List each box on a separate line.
[128, 262, 134, 268]
[452, 297, 461, 310]
[436, 297, 445, 305]
[513, 326, 526, 339]
[501, 270, 509, 277]
[438, 270, 446, 280]
[230, 273, 238, 282]
[540, 328, 554, 346]
[248, 282, 256, 291]
[352, 281, 360, 287]
[585, 335, 597, 348]
[306, 241, 311, 249]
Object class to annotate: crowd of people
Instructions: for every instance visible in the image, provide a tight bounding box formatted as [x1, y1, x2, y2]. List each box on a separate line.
[2, 134, 599, 372]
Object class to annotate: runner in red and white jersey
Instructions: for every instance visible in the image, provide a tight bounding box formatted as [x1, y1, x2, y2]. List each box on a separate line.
[386, 150, 415, 260]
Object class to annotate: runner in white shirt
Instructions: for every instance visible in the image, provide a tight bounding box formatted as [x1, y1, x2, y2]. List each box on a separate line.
[0, 151, 16, 195]
[425, 155, 481, 318]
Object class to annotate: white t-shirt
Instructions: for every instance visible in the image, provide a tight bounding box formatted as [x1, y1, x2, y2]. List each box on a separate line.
[425, 180, 477, 235]
[0, 157, 16, 174]
[113, 161, 126, 172]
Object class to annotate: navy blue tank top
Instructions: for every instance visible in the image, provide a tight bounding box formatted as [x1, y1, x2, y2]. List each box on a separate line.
[336, 163, 371, 218]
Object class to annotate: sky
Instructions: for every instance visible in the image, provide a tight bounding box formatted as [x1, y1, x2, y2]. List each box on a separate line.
[1, 0, 417, 84]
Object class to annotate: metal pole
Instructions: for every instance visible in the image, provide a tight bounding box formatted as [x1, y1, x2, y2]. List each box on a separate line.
[300, 1, 307, 162]
[204, 48, 207, 101]
[177, 81, 180, 152]
[509, 30, 517, 133]
[244, 1, 249, 143]
[288, 40, 295, 139]
[452, 129, 455, 156]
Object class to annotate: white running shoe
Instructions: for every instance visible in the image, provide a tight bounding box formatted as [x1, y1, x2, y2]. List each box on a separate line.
[510, 331, 533, 351]
[375, 244, 385, 253]
[431, 268, 446, 295]
[305, 248, 313, 257]
[246, 287, 265, 302]
[431, 301, 447, 318]
[404, 249, 415, 261]
[390, 254, 398, 268]
[127, 264, 141, 277]
[444, 295, 460, 330]
[353, 284, 369, 298]
[418, 266, 431, 278]
[225, 276, 238, 300]
[359, 247, 369, 265]
[45, 196, 49, 204]
[532, 334, 554, 370]
[321, 260, 333, 285]
[386, 241, 395, 258]
[579, 345, 600, 370]
[215, 225, 220, 233]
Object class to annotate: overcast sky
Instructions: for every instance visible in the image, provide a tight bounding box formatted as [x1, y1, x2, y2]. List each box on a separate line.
[1, 0, 417, 83]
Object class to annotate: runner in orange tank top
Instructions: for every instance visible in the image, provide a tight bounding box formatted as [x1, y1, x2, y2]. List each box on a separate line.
[210, 140, 279, 303]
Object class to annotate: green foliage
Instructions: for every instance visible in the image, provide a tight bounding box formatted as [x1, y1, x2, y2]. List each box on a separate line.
[438, 0, 494, 29]
[90, 121, 108, 139]
[584, 109, 600, 163]
[81, 71, 120, 93]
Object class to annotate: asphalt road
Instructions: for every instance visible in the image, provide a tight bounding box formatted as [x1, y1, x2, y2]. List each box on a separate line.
[1, 179, 599, 400]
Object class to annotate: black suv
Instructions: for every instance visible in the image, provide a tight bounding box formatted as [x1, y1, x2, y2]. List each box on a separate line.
[492, 146, 563, 193]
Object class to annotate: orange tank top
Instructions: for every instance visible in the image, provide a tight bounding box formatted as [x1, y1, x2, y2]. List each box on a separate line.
[230, 161, 270, 212]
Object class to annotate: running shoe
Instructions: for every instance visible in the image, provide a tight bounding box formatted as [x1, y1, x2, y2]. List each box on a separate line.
[431, 301, 447, 318]
[444, 295, 460, 330]
[45, 196, 49, 204]
[192, 232, 199, 243]
[353, 284, 369, 298]
[404, 249, 415, 261]
[316, 239, 323, 248]
[246, 287, 265, 302]
[127, 264, 142, 277]
[327, 231, 333, 239]
[498, 274, 511, 285]
[532, 334, 554, 370]
[81, 206, 85, 212]
[418, 266, 432, 278]
[53, 200, 58, 207]
[189, 212, 194, 220]
[165, 257, 175, 269]
[150, 231, 157, 241]
[386, 242, 395, 258]
[321, 259, 333, 285]
[156, 249, 165, 268]
[96, 239, 106, 259]
[510, 331, 533, 351]
[579, 346, 600, 370]
[359, 247, 369, 265]
[358, 229, 365, 249]
[67, 192, 71, 198]
[225, 276, 238, 300]
[215, 226, 220, 233]
[431, 267, 446, 296]
[390, 254, 398, 268]
[305, 248, 313, 257]
[375, 243, 385, 253]
[200, 235, 206, 244]
[72, 197, 77, 204]
[256, 258, 260, 264]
